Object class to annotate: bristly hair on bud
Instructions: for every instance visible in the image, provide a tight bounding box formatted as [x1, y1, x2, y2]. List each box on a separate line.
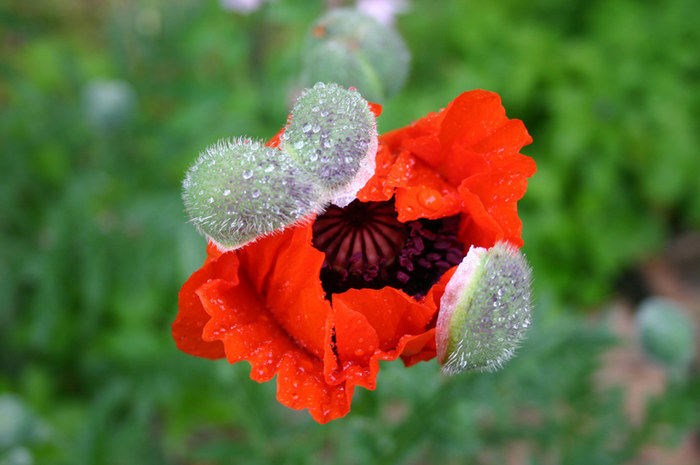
[182, 138, 322, 251]
[282, 82, 378, 207]
[436, 241, 533, 375]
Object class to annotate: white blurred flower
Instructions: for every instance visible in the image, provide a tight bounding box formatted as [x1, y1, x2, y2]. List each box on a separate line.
[356, 0, 409, 25]
[220, 0, 272, 14]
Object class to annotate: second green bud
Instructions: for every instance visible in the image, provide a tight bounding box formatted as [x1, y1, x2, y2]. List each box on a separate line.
[282, 82, 378, 207]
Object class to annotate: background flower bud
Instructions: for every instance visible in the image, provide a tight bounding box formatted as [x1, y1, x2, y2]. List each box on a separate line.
[82, 79, 136, 133]
[282, 82, 378, 207]
[182, 138, 321, 250]
[436, 242, 533, 375]
[635, 297, 696, 373]
[300, 8, 410, 103]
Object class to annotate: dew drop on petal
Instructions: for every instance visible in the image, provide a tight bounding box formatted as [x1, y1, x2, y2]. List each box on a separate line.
[417, 188, 443, 211]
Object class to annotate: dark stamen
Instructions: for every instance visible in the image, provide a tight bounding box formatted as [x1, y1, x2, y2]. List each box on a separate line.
[312, 199, 465, 299]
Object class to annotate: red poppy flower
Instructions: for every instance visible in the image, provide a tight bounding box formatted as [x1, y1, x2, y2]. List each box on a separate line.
[172, 89, 535, 423]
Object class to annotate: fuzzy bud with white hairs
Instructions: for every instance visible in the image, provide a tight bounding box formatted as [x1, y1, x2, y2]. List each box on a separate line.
[182, 138, 322, 251]
[436, 241, 533, 375]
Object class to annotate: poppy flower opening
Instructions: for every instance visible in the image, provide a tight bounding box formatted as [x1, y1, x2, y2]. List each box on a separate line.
[174, 89, 536, 424]
[313, 198, 465, 298]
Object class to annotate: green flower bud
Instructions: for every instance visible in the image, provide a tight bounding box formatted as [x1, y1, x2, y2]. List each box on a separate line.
[282, 82, 377, 207]
[300, 8, 410, 103]
[636, 297, 695, 370]
[436, 242, 533, 375]
[182, 138, 321, 251]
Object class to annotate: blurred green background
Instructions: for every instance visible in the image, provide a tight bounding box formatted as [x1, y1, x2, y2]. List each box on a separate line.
[1, 0, 698, 463]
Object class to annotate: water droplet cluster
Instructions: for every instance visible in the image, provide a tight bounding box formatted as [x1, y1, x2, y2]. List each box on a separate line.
[436, 242, 533, 375]
[182, 138, 321, 250]
[182, 83, 379, 251]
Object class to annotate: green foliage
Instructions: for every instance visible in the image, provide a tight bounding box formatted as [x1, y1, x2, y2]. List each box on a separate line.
[1, 0, 698, 463]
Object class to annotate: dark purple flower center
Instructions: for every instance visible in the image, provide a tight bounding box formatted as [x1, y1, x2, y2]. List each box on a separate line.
[312, 199, 465, 299]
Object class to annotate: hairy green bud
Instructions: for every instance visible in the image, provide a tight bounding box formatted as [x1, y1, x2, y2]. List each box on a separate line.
[182, 138, 321, 250]
[282, 82, 377, 207]
[301, 8, 410, 103]
[436, 242, 533, 374]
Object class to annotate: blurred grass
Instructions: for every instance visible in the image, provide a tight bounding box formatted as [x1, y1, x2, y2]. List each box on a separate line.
[1, 0, 699, 463]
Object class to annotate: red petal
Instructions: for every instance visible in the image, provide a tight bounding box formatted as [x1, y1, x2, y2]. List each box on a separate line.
[357, 143, 397, 202]
[267, 129, 284, 148]
[440, 90, 508, 148]
[172, 252, 241, 360]
[323, 287, 436, 390]
[459, 170, 531, 247]
[335, 287, 434, 351]
[457, 182, 505, 248]
[276, 355, 353, 424]
[382, 110, 445, 165]
[323, 298, 380, 389]
[397, 267, 457, 366]
[392, 155, 462, 221]
[368, 101, 383, 118]
[398, 329, 436, 366]
[196, 275, 352, 423]
[239, 224, 330, 359]
[198, 278, 288, 381]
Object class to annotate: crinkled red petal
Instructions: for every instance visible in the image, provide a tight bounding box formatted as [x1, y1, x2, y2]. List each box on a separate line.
[358, 89, 534, 248]
[392, 153, 463, 222]
[172, 251, 238, 360]
[276, 354, 354, 424]
[175, 222, 446, 422]
[238, 224, 330, 358]
[195, 272, 352, 423]
[458, 169, 532, 248]
[323, 287, 436, 389]
[440, 90, 510, 149]
[356, 144, 396, 202]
